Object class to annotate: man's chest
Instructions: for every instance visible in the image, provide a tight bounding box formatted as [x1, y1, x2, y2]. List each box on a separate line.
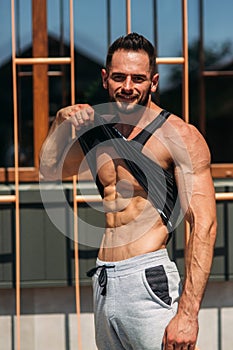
[95, 139, 173, 189]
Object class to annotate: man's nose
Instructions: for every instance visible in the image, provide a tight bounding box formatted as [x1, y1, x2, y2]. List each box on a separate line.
[122, 76, 133, 91]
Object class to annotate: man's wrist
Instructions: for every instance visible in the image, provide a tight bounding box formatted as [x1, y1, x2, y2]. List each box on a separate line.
[177, 295, 200, 320]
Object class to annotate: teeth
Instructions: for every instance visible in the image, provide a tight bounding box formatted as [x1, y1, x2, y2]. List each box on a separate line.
[119, 96, 135, 101]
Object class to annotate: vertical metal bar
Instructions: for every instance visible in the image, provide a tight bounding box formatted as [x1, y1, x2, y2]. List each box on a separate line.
[152, 0, 158, 48]
[182, 8, 201, 347]
[107, 0, 111, 46]
[223, 187, 229, 280]
[152, 0, 160, 104]
[182, 0, 189, 123]
[32, 0, 49, 168]
[15, 0, 22, 147]
[69, 0, 82, 349]
[181, 0, 191, 247]
[59, 0, 67, 107]
[198, 0, 206, 136]
[181, 0, 195, 271]
[70, 0, 75, 106]
[11, 0, 21, 349]
[126, 0, 131, 34]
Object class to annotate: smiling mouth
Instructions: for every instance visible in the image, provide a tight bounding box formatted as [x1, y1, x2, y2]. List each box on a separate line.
[117, 95, 138, 103]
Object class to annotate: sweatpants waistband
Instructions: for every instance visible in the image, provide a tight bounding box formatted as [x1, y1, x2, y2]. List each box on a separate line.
[96, 249, 172, 277]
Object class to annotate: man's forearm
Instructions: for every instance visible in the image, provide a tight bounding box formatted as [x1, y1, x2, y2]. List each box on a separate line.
[40, 118, 73, 180]
[177, 221, 217, 318]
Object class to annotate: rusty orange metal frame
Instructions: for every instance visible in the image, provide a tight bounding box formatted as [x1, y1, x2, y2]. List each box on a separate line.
[10, 0, 21, 349]
[126, 0, 131, 34]
[215, 193, 233, 201]
[69, 0, 83, 348]
[14, 57, 71, 64]
[0, 195, 16, 203]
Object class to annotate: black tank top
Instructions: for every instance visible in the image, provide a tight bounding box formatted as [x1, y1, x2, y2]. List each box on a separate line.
[78, 110, 180, 237]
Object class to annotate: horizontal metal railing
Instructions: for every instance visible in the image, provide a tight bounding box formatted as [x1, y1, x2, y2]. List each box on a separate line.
[14, 57, 72, 65]
[0, 195, 16, 203]
[215, 192, 233, 201]
[75, 192, 233, 203]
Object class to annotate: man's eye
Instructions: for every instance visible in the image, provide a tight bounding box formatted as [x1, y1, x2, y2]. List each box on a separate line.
[132, 76, 145, 83]
[112, 75, 125, 82]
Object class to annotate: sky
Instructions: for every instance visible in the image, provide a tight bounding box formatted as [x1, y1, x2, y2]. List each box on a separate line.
[0, 0, 233, 88]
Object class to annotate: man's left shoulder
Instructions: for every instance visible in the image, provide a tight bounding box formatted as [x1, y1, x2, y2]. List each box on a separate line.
[166, 113, 205, 143]
[163, 113, 211, 167]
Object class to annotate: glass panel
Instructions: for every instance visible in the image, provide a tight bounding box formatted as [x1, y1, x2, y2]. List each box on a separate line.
[205, 76, 233, 163]
[204, 0, 233, 62]
[0, 1, 13, 167]
[204, 0, 233, 163]
[131, 0, 154, 41]
[157, 0, 182, 57]
[47, 0, 70, 57]
[74, 0, 107, 64]
[73, 0, 108, 105]
[158, 64, 183, 117]
[17, 65, 34, 167]
[0, 0, 12, 64]
[49, 64, 71, 120]
[187, 0, 199, 125]
[0, 1, 33, 167]
[109, 0, 127, 43]
[188, 1, 199, 43]
[15, 0, 32, 58]
[15, 1, 33, 166]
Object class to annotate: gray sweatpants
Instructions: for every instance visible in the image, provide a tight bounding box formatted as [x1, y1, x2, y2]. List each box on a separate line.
[92, 249, 181, 350]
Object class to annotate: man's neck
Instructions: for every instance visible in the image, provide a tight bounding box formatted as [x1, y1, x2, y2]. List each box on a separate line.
[117, 102, 160, 126]
[115, 102, 161, 139]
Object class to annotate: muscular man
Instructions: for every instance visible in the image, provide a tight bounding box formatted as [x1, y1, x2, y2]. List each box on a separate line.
[40, 33, 217, 350]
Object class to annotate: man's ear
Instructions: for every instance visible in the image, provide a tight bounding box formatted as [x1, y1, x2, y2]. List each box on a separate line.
[151, 73, 159, 92]
[101, 68, 108, 89]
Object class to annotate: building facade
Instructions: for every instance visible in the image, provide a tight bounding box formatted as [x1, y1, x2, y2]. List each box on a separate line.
[0, 1, 233, 349]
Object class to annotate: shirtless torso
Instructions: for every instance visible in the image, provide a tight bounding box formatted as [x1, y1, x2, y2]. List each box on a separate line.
[96, 108, 173, 261]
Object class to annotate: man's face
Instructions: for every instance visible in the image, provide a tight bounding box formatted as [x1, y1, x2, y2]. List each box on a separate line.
[101, 49, 158, 114]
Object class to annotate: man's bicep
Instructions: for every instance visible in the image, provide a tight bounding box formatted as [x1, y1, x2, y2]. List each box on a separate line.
[174, 126, 215, 224]
[175, 157, 216, 235]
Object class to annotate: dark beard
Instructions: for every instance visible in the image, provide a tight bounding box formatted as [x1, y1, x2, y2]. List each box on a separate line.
[109, 89, 151, 115]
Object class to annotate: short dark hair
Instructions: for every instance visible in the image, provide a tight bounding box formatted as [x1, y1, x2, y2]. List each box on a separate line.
[105, 32, 157, 76]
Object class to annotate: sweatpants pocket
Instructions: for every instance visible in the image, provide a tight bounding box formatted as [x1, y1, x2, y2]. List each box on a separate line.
[143, 265, 172, 308]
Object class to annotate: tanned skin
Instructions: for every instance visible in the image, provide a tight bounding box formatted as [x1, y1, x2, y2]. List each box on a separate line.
[40, 49, 217, 350]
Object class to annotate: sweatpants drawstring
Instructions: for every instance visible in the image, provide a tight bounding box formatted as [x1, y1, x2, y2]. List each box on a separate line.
[87, 264, 115, 296]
